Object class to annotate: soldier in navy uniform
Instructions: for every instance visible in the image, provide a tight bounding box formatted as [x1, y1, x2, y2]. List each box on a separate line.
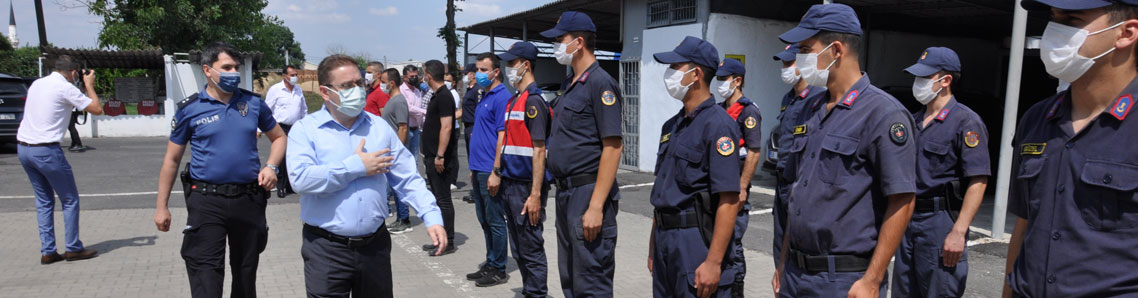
[153, 42, 287, 298]
[1005, 1, 1137, 297]
[773, 4, 917, 297]
[892, 47, 990, 298]
[712, 57, 762, 297]
[770, 43, 826, 269]
[487, 41, 553, 296]
[540, 11, 625, 298]
[649, 36, 744, 298]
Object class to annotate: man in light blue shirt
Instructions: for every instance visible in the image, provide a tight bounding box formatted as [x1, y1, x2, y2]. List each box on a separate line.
[287, 54, 448, 297]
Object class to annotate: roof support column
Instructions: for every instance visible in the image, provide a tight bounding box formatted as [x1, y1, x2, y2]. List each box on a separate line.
[992, 0, 1029, 240]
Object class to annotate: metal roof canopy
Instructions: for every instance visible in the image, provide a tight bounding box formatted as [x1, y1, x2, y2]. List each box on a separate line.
[41, 46, 263, 70]
[458, 0, 623, 53]
[712, 0, 1050, 41]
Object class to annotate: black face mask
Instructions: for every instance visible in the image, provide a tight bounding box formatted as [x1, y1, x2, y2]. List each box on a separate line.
[407, 75, 420, 87]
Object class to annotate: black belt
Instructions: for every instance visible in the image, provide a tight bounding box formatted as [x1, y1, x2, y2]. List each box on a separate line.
[914, 196, 951, 213]
[653, 209, 700, 230]
[304, 224, 385, 249]
[188, 180, 263, 197]
[501, 176, 533, 184]
[788, 248, 872, 273]
[17, 141, 59, 147]
[555, 173, 596, 190]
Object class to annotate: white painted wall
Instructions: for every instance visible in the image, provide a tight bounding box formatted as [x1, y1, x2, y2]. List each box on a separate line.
[706, 14, 798, 163]
[636, 23, 703, 172]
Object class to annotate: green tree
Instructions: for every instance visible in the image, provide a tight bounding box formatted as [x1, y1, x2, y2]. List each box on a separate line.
[0, 35, 40, 77]
[74, 0, 304, 68]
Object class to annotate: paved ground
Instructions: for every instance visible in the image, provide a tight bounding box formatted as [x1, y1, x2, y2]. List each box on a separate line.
[0, 137, 1014, 297]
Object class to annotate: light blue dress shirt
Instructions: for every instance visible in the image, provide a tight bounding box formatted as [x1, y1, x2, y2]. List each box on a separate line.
[287, 107, 442, 237]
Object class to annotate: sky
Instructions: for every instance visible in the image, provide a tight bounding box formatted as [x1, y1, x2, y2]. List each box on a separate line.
[7, 0, 556, 64]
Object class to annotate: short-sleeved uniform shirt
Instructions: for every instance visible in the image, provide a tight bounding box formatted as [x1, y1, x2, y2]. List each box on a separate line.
[469, 84, 511, 173]
[1007, 78, 1137, 298]
[786, 75, 917, 256]
[500, 82, 552, 181]
[721, 96, 763, 157]
[461, 86, 480, 125]
[652, 97, 742, 210]
[423, 85, 457, 160]
[913, 97, 990, 198]
[777, 86, 826, 179]
[170, 87, 278, 184]
[547, 61, 623, 179]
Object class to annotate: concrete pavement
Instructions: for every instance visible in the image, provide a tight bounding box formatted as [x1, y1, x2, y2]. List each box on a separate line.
[0, 137, 1013, 297]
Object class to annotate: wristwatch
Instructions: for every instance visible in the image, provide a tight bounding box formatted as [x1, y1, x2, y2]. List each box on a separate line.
[265, 164, 279, 175]
[492, 167, 502, 176]
[435, 156, 445, 160]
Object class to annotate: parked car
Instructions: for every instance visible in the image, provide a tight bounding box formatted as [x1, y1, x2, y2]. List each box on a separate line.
[0, 73, 32, 144]
[761, 127, 779, 175]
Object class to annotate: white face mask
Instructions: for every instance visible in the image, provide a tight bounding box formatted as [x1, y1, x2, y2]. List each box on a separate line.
[663, 67, 696, 100]
[505, 65, 527, 86]
[912, 76, 946, 105]
[796, 42, 836, 88]
[1040, 21, 1124, 83]
[323, 85, 367, 117]
[780, 66, 800, 85]
[288, 76, 298, 85]
[364, 73, 375, 84]
[462, 75, 471, 84]
[554, 39, 580, 65]
[380, 83, 389, 93]
[715, 78, 735, 101]
[444, 81, 453, 89]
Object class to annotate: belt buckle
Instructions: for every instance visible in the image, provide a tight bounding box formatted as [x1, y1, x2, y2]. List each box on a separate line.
[345, 237, 354, 247]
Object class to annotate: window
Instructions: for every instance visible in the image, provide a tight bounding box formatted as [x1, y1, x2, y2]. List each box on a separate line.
[620, 61, 640, 168]
[647, 0, 698, 28]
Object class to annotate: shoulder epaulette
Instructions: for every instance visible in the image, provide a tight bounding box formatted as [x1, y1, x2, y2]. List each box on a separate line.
[177, 93, 200, 110]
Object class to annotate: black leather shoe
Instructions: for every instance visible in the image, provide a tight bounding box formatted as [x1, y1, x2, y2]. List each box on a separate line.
[277, 187, 286, 198]
[428, 244, 456, 257]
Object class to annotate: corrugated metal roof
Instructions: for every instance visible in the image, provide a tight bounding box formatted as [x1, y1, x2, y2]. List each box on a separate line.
[458, 0, 622, 52]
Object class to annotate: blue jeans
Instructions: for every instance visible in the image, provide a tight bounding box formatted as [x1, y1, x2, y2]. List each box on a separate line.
[18, 144, 84, 255]
[470, 171, 507, 270]
[389, 186, 409, 221]
[407, 128, 422, 164]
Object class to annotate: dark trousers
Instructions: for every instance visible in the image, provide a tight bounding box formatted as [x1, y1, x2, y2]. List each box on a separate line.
[68, 112, 82, 147]
[555, 182, 619, 298]
[779, 259, 888, 298]
[652, 226, 735, 298]
[502, 178, 550, 297]
[463, 124, 474, 199]
[181, 190, 269, 298]
[729, 200, 750, 298]
[277, 124, 293, 193]
[892, 208, 969, 298]
[423, 156, 457, 241]
[301, 225, 393, 298]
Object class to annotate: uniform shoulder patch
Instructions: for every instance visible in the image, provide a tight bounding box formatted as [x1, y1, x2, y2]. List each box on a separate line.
[170, 118, 178, 131]
[716, 136, 735, 156]
[889, 122, 907, 145]
[964, 131, 980, 148]
[744, 116, 757, 129]
[1020, 143, 1046, 155]
[601, 90, 616, 106]
[661, 133, 671, 143]
[1111, 94, 1132, 120]
[526, 105, 538, 119]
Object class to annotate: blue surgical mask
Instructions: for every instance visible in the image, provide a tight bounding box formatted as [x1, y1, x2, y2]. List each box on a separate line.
[210, 67, 241, 94]
[475, 71, 492, 88]
[420, 82, 429, 91]
[323, 86, 366, 117]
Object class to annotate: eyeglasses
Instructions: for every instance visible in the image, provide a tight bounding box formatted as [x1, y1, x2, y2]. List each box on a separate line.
[325, 79, 367, 90]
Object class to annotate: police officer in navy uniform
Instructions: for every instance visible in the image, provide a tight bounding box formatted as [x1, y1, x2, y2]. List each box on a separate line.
[153, 42, 287, 298]
[648, 36, 744, 298]
[488, 41, 553, 297]
[892, 47, 990, 298]
[540, 11, 624, 298]
[772, 4, 917, 297]
[770, 43, 826, 268]
[1005, 1, 1137, 297]
[711, 57, 761, 297]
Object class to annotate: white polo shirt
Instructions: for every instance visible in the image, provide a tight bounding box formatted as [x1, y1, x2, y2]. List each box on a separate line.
[17, 72, 93, 144]
[263, 80, 308, 125]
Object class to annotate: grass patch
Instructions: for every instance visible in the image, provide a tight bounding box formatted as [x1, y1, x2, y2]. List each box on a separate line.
[304, 92, 324, 113]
